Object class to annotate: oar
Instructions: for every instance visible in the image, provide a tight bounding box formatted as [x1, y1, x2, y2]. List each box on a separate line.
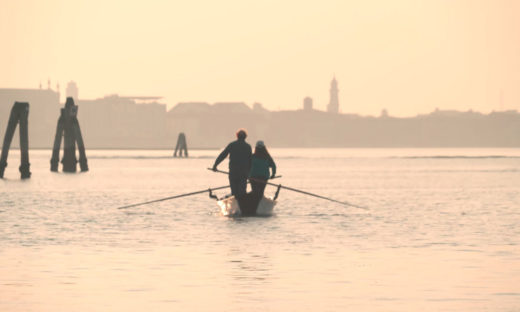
[117, 184, 230, 210]
[264, 181, 367, 210]
[209, 168, 368, 210]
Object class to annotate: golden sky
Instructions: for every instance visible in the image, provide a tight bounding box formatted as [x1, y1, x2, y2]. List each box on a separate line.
[1, 0, 519, 116]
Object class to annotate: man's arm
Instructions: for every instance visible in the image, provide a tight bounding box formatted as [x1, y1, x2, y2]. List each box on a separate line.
[268, 155, 276, 178]
[213, 144, 231, 170]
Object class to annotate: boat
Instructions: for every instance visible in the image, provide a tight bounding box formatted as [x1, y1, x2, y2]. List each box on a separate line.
[218, 194, 276, 216]
[210, 184, 281, 217]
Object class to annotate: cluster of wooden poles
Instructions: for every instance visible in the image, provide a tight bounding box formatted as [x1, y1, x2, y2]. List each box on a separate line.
[0, 97, 88, 179]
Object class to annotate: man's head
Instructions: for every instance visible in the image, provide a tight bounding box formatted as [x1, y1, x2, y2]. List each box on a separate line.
[236, 128, 247, 140]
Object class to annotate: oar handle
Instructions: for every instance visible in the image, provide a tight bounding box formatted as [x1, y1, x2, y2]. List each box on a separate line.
[207, 168, 282, 179]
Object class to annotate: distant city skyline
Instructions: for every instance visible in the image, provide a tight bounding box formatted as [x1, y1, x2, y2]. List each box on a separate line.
[2, 75, 517, 117]
[1, 1, 519, 117]
[1, 86, 519, 149]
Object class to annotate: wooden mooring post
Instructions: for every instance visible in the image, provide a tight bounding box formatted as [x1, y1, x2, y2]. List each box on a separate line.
[50, 97, 88, 173]
[173, 132, 188, 157]
[0, 102, 31, 179]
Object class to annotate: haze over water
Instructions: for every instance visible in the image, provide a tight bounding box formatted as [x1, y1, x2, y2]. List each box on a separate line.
[1, 148, 519, 311]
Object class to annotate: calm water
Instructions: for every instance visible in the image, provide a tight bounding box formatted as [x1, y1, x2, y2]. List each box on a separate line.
[1, 148, 520, 311]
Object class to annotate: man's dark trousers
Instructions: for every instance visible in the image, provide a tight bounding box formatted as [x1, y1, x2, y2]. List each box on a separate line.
[229, 169, 248, 198]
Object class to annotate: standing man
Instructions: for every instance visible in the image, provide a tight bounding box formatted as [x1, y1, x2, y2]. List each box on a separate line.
[212, 128, 252, 198]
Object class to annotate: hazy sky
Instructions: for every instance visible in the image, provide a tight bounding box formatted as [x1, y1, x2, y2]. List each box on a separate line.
[1, 0, 519, 116]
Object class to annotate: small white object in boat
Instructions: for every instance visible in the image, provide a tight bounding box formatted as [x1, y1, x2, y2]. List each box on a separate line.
[218, 196, 276, 216]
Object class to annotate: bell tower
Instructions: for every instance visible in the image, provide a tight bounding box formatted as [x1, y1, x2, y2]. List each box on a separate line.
[327, 75, 339, 113]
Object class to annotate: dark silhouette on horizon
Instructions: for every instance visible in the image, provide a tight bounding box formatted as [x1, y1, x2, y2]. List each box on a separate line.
[173, 132, 188, 157]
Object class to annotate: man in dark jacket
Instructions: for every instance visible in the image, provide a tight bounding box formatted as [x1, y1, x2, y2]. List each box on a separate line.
[212, 129, 252, 197]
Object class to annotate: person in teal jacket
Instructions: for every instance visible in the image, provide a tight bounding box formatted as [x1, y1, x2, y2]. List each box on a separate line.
[249, 140, 276, 199]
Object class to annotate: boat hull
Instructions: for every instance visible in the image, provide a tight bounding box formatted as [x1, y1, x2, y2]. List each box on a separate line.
[217, 195, 276, 216]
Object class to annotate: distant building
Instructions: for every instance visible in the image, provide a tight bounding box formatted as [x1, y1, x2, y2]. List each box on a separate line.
[77, 94, 167, 148]
[253, 102, 269, 113]
[327, 76, 339, 113]
[166, 101, 268, 148]
[169, 102, 211, 114]
[303, 97, 313, 111]
[212, 102, 251, 114]
[66, 81, 79, 100]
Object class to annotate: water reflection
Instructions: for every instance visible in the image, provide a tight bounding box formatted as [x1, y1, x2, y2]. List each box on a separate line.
[226, 245, 273, 304]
